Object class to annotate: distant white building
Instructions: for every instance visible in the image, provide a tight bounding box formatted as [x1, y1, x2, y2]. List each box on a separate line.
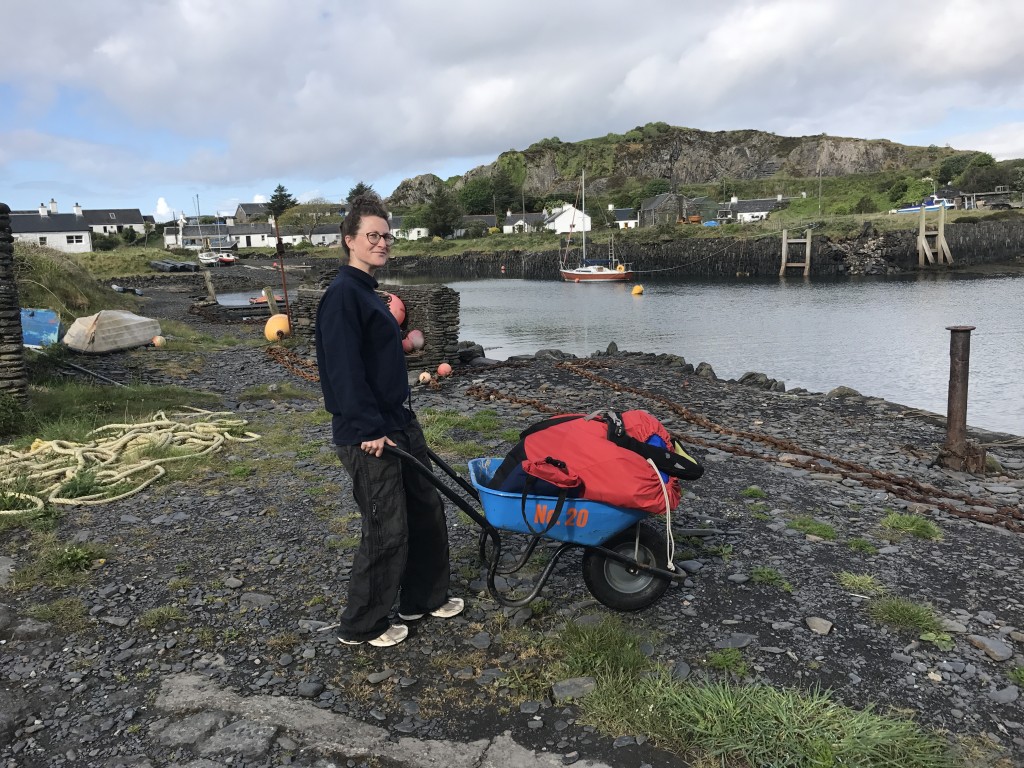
[543, 204, 590, 235]
[9, 200, 94, 253]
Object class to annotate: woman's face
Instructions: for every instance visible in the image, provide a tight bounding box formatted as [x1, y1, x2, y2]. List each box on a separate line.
[345, 215, 392, 274]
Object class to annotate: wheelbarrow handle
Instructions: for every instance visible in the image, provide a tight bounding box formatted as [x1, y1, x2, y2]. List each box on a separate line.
[381, 444, 497, 539]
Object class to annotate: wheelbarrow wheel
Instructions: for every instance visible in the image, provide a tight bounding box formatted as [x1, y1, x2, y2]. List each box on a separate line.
[582, 523, 671, 611]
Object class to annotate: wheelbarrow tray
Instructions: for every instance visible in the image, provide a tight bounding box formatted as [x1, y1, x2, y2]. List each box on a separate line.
[468, 457, 646, 546]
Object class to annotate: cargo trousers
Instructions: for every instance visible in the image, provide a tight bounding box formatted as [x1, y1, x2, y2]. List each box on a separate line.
[334, 418, 450, 642]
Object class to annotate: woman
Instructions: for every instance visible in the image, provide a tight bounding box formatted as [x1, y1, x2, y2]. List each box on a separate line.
[314, 195, 462, 647]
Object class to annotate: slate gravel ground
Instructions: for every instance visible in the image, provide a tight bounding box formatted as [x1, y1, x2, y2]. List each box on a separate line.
[2, 284, 1023, 767]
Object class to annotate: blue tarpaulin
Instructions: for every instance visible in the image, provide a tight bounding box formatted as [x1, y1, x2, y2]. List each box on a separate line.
[21, 308, 60, 348]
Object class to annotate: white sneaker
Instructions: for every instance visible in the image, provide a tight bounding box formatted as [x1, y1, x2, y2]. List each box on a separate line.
[399, 597, 465, 621]
[338, 624, 409, 647]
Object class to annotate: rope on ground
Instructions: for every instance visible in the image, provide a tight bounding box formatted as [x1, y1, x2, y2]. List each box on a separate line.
[0, 408, 261, 515]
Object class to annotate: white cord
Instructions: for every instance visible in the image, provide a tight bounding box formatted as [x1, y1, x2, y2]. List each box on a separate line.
[647, 459, 676, 571]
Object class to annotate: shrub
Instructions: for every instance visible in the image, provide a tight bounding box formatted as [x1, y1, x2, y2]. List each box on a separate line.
[91, 233, 121, 251]
[0, 392, 26, 436]
[853, 195, 878, 214]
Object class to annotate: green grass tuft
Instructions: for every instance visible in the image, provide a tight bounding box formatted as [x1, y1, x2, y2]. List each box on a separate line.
[836, 571, 886, 596]
[881, 512, 943, 541]
[706, 648, 748, 677]
[848, 538, 878, 554]
[789, 516, 837, 539]
[25, 597, 89, 633]
[139, 605, 187, 629]
[867, 596, 942, 634]
[751, 566, 793, 593]
[740, 486, 767, 499]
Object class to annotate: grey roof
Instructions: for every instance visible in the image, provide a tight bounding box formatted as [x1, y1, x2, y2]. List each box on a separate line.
[461, 214, 497, 227]
[237, 202, 268, 214]
[81, 209, 145, 226]
[9, 212, 91, 234]
[226, 223, 274, 235]
[504, 212, 546, 225]
[640, 193, 677, 211]
[612, 208, 637, 222]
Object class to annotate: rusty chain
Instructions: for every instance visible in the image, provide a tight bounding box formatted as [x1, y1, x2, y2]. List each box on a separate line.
[468, 360, 1023, 533]
[264, 346, 321, 383]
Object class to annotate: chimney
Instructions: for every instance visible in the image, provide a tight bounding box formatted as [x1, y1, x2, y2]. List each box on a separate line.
[73, 202, 83, 216]
[39, 203, 48, 216]
[49, 198, 58, 214]
[776, 194, 783, 202]
[506, 209, 512, 218]
[730, 195, 738, 204]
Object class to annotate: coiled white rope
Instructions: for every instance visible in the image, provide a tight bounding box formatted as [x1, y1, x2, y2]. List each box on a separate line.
[0, 408, 260, 515]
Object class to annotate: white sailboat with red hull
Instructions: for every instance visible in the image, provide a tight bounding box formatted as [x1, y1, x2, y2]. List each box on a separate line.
[559, 171, 634, 282]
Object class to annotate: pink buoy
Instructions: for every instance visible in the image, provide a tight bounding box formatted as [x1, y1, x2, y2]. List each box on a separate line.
[385, 293, 406, 325]
[401, 336, 414, 353]
[407, 329, 425, 351]
[437, 362, 452, 377]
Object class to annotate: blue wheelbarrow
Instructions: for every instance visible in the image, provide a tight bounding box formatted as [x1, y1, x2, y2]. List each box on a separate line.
[386, 446, 721, 612]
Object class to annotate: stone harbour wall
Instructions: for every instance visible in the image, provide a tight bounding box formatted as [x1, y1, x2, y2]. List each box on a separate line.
[294, 278, 460, 373]
[0, 203, 28, 401]
[381, 219, 1024, 281]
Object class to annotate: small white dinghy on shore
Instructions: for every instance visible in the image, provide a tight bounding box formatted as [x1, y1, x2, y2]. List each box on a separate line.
[63, 310, 161, 354]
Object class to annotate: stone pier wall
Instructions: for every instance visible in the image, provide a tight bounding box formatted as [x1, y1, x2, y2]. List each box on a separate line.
[0, 203, 28, 401]
[381, 218, 1024, 281]
[293, 270, 460, 373]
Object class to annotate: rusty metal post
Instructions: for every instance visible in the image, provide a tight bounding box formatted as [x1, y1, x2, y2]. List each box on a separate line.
[938, 325, 987, 473]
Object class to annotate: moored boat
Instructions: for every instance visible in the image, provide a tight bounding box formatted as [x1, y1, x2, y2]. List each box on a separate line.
[559, 171, 634, 282]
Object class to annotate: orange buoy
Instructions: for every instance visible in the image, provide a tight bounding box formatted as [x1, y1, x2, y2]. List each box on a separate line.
[264, 313, 291, 341]
[407, 329, 425, 350]
[151, 335, 166, 347]
[386, 293, 406, 325]
[437, 362, 452, 377]
[401, 336, 414, 353]
[631, 284, 644, 295]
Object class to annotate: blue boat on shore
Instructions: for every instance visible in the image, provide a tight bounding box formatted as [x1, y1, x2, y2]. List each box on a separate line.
[893, 195, 956, 214]
[21, 308, 60, 348]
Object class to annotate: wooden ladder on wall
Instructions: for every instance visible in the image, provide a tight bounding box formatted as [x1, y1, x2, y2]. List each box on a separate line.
[917, 205, 953, 266]
[779, 229, 812, 276]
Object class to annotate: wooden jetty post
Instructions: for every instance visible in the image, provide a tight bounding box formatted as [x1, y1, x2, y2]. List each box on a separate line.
[201, 269, 218, 302]
[779, 229, 812, 276]
[917, 205, 953, 266]
[261, 287, 280, 315]
[936, 325, 986, 473]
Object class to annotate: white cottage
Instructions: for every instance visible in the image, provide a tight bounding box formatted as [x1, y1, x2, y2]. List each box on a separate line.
[9, 201, 93, 253]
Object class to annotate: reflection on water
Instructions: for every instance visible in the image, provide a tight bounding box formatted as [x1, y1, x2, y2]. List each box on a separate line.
[389, 273, 1023, 435]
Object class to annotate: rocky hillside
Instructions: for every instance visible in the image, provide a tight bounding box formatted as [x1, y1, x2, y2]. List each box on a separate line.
[387, 123, 962, 209]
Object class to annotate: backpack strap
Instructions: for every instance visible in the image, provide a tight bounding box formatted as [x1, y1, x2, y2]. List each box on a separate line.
[602, 410, 705, 481]
[520, 457, 581, 535]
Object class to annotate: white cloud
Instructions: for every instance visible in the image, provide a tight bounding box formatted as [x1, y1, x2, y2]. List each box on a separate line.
[252, 194, 267, 204]
[154, 198, 173, 220]
[2, 0, 1023, 210]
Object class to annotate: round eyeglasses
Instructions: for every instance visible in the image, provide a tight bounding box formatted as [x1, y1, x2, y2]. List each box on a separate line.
[364, 232, 395, 245]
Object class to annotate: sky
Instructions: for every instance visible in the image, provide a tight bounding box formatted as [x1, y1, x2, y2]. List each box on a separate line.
[2, 0, 1023, 221]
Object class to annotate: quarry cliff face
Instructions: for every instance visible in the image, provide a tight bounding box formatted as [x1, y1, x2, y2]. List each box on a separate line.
[385, 126, 956, 209]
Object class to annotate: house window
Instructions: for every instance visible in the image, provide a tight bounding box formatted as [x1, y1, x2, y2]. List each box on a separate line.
[39, 236, 47, 245]
[109, 213, 116, 219]
[66, 235, 83, 244]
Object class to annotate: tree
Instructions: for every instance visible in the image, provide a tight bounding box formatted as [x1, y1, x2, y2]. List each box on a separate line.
[278, 198, 343, 244]
[853, 195, 878, 214]
[266, 184, 298, 220]
[121, 227, 137, 244]
[457, 177, 495, 215]
[347, 182, 375, 202]
[143, 221, 154, 247]
[421, 185, 464, 239]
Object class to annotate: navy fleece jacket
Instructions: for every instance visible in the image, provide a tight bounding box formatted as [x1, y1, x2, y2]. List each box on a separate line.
[315, 266, 411, 446]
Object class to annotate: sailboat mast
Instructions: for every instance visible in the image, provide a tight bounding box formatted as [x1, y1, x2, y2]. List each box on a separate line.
[581, 170, 586, 263]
